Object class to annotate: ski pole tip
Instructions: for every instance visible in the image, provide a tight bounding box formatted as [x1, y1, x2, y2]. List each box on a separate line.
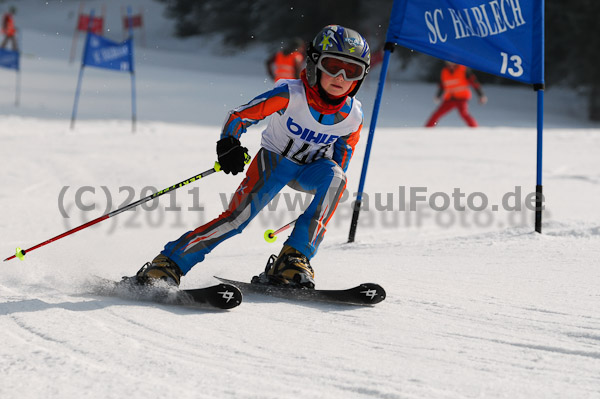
[264, 230, 277, 243]
[15, 247, 26, 261]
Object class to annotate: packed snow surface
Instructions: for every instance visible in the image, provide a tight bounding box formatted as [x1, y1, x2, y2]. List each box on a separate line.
[1, 1, 599, 398]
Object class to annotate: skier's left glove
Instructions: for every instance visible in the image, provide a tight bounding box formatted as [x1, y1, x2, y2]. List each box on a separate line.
[217, 137, 249, 175]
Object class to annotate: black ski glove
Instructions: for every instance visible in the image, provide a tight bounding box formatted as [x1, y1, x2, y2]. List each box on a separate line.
[216, 137, 249, 175]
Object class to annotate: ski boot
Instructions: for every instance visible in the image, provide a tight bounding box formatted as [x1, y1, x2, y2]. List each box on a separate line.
[130, 254, 183, 287]
[252, 245, 315, 289]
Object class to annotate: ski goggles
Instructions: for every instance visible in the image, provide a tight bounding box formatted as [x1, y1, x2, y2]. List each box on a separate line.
[317, 54, 366, 81]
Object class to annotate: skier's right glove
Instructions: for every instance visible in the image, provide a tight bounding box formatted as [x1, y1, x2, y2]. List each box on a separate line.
[216, 136, 249, 175]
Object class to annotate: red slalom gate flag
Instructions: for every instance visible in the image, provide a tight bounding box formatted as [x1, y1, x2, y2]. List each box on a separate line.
[123, 14, 143, 29]
[77, 14, 104, 34]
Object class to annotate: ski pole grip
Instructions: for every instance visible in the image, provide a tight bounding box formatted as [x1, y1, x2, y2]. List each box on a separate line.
[214, 155, 251, 173]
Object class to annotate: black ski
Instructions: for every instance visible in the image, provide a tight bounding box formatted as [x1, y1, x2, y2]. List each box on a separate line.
[92, 277, 242, 310]
[215, 277, 385, 306]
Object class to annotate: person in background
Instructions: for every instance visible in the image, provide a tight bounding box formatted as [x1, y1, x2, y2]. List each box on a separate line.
[1, 6, 18, 51]
[131, 25, 370, 289]
[266, 38, 305, 82]
[425, 61, 487, 127]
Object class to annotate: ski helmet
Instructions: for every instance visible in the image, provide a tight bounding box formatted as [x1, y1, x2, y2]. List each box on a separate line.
[306, 25, 370, 97]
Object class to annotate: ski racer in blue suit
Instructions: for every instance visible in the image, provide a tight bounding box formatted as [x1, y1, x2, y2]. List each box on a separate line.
[134, 25, 371, 289]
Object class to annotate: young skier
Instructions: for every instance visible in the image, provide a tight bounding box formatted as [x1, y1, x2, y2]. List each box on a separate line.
[132, 25, 370, 289]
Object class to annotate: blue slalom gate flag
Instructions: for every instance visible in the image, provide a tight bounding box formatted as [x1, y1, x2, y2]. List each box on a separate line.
[348, 0, 546, 242]
[72, 16, 137, 132]
[82, 33, 133, 72]
[0, 48, 19, 70]
[386, 0, 544, 84]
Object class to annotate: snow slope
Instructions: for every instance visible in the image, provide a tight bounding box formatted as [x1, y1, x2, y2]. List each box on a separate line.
[1, 1, 600, 398]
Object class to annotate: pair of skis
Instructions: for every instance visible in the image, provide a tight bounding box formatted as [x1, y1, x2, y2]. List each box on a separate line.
[4, 161, 386, 310]
[95, 276, 386, 310]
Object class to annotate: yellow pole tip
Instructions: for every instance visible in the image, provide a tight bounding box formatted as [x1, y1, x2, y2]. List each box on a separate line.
[214, 162, 222, 172]
[15, 247, 26, 261]
[264, 230, 277, 243]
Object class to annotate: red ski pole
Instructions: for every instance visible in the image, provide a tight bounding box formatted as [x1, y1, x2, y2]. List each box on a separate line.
[4, 161, 233, 262]
[263, 219, 297, 243]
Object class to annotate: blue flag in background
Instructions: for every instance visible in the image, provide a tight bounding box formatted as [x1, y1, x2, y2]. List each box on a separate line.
[386, 0, 544, 84]
[0, 48, 19, 70]
[83, 33, 133, 72]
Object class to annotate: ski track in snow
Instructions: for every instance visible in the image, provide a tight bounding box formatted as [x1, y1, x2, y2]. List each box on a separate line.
[1, 1, 600, 398]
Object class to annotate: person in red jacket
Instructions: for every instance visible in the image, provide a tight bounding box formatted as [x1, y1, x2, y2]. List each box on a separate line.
[266, 38, 305, 81]
[1, 6, 18, 51]
[425, 61, 487, 127]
